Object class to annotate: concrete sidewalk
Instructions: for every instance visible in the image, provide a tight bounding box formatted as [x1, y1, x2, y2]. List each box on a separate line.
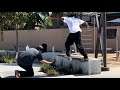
[0, 63, 120, 78]
[0, 63, 47, 78]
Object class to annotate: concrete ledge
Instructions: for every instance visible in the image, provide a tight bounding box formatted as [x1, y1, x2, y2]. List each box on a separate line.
[41, 52, 101, 75]
[42, 52, 57, 62]
[0, 50, 25, 57]
[0, 51, 101, 75]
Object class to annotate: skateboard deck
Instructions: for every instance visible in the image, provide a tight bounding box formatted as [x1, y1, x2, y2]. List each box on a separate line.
[57, 54, 87, 61]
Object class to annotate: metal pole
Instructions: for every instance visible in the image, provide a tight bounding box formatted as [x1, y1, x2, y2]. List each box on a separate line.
[103, 12, 107, 67]
[95, 12, 99, 30]
[101, 12, 109, 71]
[94, 16, 96, 54]
[116, 29, 119, 60]
[95, 12, 101, 58]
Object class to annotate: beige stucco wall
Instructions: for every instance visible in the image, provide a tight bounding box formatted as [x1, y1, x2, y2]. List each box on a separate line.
[0, 26, 120, 52]
[0, 29, 69, 51]
[106, 26, 120, 51]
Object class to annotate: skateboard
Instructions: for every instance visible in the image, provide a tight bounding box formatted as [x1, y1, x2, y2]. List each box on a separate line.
[58, 54, 88, 61]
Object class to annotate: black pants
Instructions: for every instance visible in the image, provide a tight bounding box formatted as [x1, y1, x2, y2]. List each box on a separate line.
[18, 64, 34, 77]
[65, 31, 88, 58]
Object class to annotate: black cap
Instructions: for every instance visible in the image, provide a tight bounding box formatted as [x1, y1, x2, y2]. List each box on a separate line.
[36, 45, 43, 51]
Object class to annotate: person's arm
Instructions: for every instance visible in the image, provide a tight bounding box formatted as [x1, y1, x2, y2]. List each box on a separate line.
[40, 60, 52, 64]
[36, 53, 52, 64]
[84, 21, 90, 28]
[48, 17, 64, 20]
[79, 19, 89, 28]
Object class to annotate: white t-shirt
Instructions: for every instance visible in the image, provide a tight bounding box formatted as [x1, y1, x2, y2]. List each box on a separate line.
[62, 16, 85, 33]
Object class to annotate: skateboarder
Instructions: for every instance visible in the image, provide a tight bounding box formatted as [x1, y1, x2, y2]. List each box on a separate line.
[49, 13, 89, 61]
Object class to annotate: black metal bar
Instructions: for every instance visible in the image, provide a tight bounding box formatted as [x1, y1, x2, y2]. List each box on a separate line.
[101, 12, 109, 71]
[102, 12, 107, 67]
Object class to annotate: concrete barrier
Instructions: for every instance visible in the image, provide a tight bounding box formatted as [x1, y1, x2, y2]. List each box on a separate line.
[0, 50, 25, 57]
[71, 57, 101, 75]
[0, 51, 101, 75]
[41, 52, 101, 75]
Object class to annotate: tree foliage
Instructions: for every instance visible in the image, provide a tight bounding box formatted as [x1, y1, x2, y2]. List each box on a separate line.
[0, 12, 33, 30]
[0, 12, 53, 30]
[33, 12, 53, 29]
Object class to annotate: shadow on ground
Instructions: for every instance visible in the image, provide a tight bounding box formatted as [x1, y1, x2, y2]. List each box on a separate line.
[0, 63, 41, 67]
[4, 75, 49, 78]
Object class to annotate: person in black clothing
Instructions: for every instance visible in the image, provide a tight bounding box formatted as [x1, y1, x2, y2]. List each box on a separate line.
[15, 45, 52, 78]
[49, 13, 89, 61]
[41, 43, 47, 53]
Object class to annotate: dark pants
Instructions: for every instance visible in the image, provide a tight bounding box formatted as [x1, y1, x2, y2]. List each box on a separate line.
[18, 64, 34, 77]
[65, 31, 88, 58]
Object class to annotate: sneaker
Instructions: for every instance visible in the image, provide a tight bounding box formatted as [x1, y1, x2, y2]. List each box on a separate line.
[64, 56, 72, 61]
[68, 57, 72, 61]
[15, 70, 20, 78]
[66, 56, 72, 61]
[84, 58, 88, 61]
[80, 58, 85, 62]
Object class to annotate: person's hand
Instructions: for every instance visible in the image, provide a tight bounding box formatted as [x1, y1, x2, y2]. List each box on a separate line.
[85, 22, 90, 29]
[50, 61, 56, 66]
[87, 25, 90, 29]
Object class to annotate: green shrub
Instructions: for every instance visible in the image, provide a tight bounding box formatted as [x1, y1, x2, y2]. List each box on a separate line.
[47, 69, 59, 76]
[41, 64, 60, 76]
[41, 64, 52, 73]
[0, 55, 16, 63]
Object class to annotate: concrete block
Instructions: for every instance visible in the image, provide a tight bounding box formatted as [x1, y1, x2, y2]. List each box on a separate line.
[56, 56, 101, 75]
[7, 51, 16, 57]
[0, 50, 25, 57]
[41, 52, 57, 62]
[41, 52, 101, 75]
[55, 56, 71, 69]
[88, 58, 101, 74]
[71, 58, 101, 74]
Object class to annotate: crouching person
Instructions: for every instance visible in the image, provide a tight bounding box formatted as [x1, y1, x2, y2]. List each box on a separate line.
[15, 45, 52, 78]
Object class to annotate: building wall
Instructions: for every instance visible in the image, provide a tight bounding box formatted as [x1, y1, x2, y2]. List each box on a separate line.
[0, 29, 69, 51]
[0, 26, 120, 52]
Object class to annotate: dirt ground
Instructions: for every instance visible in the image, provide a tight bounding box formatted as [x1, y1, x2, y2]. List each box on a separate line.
[88, 53, 120, 68]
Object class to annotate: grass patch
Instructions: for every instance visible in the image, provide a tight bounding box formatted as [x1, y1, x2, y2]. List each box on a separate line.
[0, 55, 16, 63]
[41, 64, 60, 76]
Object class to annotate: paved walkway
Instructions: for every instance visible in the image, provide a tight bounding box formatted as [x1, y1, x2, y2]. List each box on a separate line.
[0, 63, 120, 78]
